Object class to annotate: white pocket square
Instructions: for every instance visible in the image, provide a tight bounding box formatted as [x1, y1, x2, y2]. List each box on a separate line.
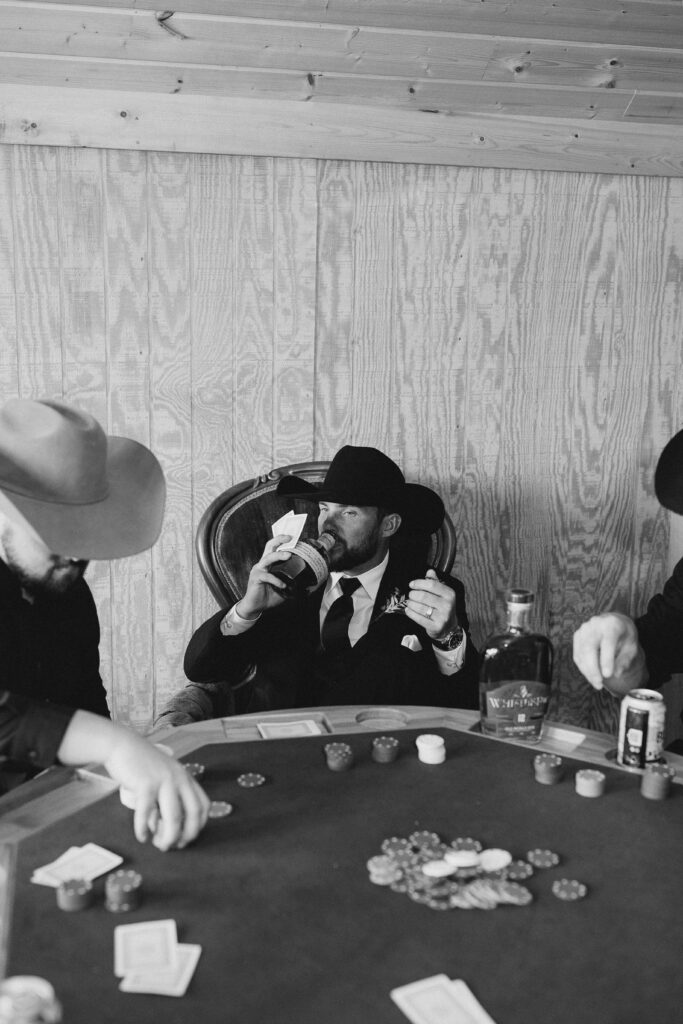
[401, 634, 422, 652]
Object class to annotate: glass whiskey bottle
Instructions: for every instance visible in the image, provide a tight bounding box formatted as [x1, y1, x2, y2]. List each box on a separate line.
[479, 588, 553, 743]
[269, 531, 335, 598]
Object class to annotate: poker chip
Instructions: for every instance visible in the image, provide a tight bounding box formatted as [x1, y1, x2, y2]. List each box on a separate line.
[422, 859, 456, 878]
[450, 837, 483, 853]
[408, 830, 441, 849]
[56, 877, 93, 912]
[641, 763, 676, 801]
[324, 742, 354, 772]
[575, 769, 606, 798]
[104, 869, 142, 913]
[237, 772, 266, 788]
[444, 849, 481, 869]
[505, 859, 534, 880]
[533, 753, 564, 785]
[184, 762, 206, 780]
[479, 848, 512, 873]
[552, 878, 587, 901]
[415, 734, 446, 765]
[371, 736, 400, 764]
[527, 849, 560, 869]
[381, 836, 412, 855]
[208, 800, 234, 818]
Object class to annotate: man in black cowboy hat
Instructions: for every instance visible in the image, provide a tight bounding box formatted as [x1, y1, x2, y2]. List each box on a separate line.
[0, 397, 209, 849]
[573, 429, 683, 735]
[173, 446, 479, 719]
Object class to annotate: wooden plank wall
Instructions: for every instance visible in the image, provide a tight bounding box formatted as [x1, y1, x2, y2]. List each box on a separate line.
[0, 144, 681, 740]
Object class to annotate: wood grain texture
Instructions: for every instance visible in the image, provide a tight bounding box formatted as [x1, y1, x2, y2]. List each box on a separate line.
[0, 145, 681, 743]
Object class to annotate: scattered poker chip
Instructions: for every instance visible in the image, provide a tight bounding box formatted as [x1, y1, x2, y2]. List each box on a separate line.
[479, 848, 512, 873]
[505, 859, 534, 880]
[237, 772, 266, 788]
[575, 768, 606, 798]
[552, 878, 587, 901]
[324, 742, 354, 771]
[422, 859, 456, 878]
[450, 837, 483, 853]
[184, 762, 206, 780]
[408, 830, 441, 849]
[640, 763, 675, 801]
[533, 753, 564, 785]
[104, 869, 142, 913]
[56, 877, 93, 912]
[381, 836, 412, 855]
[371, 735, 400, 764]
[527, 848, 560, 869]
[208, 800, 234, 818]
[444, 849, 481, 869]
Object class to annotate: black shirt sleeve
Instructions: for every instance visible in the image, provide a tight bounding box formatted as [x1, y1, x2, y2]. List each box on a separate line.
[635, 556, 683, 688]
[0, 690, 74, 769]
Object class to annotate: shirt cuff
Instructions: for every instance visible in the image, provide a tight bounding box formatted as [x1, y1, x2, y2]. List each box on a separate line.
[220, 605, 261, 636]
[433, 633, 467, 676]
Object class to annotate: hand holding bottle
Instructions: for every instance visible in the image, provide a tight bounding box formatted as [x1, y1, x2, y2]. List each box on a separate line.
[235, 535, 293, 618]
[572, 612, 648, 694]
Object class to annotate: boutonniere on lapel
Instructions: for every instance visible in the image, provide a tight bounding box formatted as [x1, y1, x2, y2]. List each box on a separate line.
[380, 588, 408, 616]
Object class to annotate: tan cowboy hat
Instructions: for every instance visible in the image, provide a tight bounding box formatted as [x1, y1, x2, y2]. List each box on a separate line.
[0, 398, 166, 559]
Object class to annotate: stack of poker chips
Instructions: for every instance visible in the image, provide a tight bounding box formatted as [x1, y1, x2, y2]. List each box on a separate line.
[640, 762, 676, 801]
[105, 869, 143, 913]
[574, 768, 606, 798]
[324, 741, 354, 771]
[371, 736, 400, 764]
[56, 878, 93, 912]
[183, 762, 206, 780]
[0, 976, 62, 1024]
[415, 734, 446, 765]
[533, 753, 564, 785]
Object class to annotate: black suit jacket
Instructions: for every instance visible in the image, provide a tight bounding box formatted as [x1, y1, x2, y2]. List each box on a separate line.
[168, 550, 479, 723]
[636, 555, 683, 689]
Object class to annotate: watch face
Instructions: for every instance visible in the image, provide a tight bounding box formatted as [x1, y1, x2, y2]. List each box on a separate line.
[434, 628, 463, 650]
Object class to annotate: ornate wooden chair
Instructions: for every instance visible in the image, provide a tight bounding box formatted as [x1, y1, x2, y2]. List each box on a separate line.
[195, 460, 457, 607]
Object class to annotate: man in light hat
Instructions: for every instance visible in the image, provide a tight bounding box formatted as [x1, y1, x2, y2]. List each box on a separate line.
[573, 429, 683, 738]
[165, 446, 479, 722]
[0, 398, 209, 849]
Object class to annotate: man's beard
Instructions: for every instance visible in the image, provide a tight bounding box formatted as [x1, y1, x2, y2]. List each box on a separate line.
[2, 535, 88, 595]
[325, 521, 381, 572]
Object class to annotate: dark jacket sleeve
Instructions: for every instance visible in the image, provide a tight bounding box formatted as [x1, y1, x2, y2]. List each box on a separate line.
[635, 557, 683, 688]
[435, 571, 480, 710]
[0, 690, 74, 768]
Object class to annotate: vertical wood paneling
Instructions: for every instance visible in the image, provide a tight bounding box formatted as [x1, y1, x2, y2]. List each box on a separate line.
[0, 143, 681, 742]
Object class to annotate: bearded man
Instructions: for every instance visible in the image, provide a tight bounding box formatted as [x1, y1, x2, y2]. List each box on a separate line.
[160, 446, 479, 723]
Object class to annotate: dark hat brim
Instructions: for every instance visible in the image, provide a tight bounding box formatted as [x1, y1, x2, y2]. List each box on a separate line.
[655, 428, 683, 515]
[277, 474, 444, 535]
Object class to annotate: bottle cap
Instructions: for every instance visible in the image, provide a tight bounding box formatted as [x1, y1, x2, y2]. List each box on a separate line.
[506, 588, 534, 605]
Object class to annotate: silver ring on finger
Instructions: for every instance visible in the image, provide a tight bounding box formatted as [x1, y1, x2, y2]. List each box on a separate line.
[425, 606, 433, 619]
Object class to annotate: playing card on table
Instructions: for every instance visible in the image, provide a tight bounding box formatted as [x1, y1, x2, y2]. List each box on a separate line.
[271, 510, 307, 550]
[391, 974, 481, 1024]
[119, 943, 202, 997]
[257, 719, 324, 739]
[32, 844, 123, 887]
[449, 982, 498, 1024]
[114, 919, 179, 978]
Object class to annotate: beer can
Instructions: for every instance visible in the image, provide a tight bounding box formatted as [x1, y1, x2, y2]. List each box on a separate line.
[617, 689, 666, 768]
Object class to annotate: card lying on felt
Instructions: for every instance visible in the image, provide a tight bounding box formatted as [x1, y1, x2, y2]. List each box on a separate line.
[391, 974, 497, 1024]
[119, 943, 202, 997]
[115, 920, 201, 997]
[31, 844, 123, 887]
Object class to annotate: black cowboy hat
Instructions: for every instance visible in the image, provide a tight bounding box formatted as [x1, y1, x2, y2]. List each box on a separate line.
[655, 428, 683, 515]
[276, 445, 445, 534]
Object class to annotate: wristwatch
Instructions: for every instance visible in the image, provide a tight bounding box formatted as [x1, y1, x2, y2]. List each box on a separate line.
[431, 627, 464, 651]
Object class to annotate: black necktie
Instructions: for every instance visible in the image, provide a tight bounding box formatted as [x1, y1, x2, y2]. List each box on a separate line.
[321, 577, 361, 655]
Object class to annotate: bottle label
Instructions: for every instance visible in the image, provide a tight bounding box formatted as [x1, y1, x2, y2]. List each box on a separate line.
[293, 542, 328, 589]
[482, 680, 549, 739]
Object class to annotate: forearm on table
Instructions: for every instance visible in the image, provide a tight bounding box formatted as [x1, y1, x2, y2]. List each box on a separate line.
[155, 681, 235, 726]
[56, 710, 128, 766]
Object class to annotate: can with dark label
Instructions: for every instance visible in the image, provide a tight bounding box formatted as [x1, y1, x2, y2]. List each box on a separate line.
[617, 689, 666, 768]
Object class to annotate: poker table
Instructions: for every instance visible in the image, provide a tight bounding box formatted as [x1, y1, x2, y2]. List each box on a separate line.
[1, 705, 681, 1024]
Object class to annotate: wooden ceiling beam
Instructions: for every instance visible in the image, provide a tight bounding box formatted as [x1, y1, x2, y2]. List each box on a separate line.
[1, 83, 682, 176]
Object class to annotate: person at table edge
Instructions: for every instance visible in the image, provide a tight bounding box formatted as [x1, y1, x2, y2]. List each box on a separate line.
[0, 397, 209, 848]
[573, 428, 683, 742]
[160, 446, 479, 725]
